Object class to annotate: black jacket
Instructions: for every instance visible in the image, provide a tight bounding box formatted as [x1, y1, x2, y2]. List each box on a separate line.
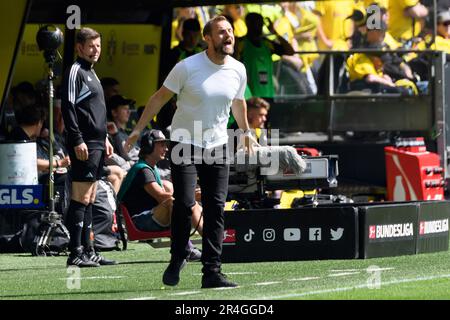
[61, 57, 107, 150]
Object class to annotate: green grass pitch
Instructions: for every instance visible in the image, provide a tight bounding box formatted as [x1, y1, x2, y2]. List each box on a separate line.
[1, 240, 449, 300]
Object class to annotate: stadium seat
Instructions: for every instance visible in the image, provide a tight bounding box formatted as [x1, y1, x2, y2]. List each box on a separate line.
[118, 203, 171, 241]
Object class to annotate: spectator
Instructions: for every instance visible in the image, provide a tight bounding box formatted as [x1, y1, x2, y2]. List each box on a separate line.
[274, 2, 319, 94]
[107, 94, 137, 164]
[7, 103, 46, 142]
[228, 96, 270, 153]
[36, 127, 71, 216]
[246, 97, 270, 145]
[422, 9, 450, 54]
[314, 0, 355, 50]
[236, 12, 294, 99]
[347, 22, 415, 94]
[101, 77, 120, 104]
[388, 0, 429, 44]
[276, 2, 320, 67]
[171, 7, 197, 48]
[435, 9, 450, 53]
[167, 18, 205, 70]
[223, 4, 247, 37]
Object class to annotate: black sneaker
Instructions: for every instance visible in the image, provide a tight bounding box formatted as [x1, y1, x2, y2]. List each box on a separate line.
[162, 258, 187, 286]
[201, 272, 238, 289]
[86, 250, 118, 266]
[67, 248, 100, 268]
[186, 247, 202, 262]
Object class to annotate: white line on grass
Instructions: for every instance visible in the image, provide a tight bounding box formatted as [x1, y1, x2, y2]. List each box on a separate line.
[257, 273, 450, 300]
[58, 276, 125, 280]
[327, 272, 361, 277]
[127, 297, 156, 300]
[330, 267, 395, 272]
[288, 277, 321, 281]
[192, 272, 258, 276]
[169, 291, 201, 296]
[329, 269, 360, 272]
[254, 281, 282, 286]
[227, 272, 259, 275]
[212, 286, 240, 290]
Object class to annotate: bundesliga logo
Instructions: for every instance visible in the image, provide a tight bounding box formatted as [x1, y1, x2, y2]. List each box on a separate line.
[369, 223, 414, 239]
[419, 219, 449, 235]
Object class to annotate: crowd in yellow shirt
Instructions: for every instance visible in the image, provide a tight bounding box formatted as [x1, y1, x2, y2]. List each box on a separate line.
[169, 1, 449, 96]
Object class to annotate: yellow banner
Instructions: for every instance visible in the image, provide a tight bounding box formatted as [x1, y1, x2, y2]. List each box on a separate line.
[0, 0, 28, 105]
[88, 24, 162, 107]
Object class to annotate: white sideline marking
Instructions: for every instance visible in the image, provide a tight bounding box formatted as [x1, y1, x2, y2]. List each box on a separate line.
[288, 277, 321, 281]
[58, 276, 125, 280]
[169, 291, 201, 296]
[329, 269, 360, 272]
[254, 281, 282, 286]
[367, 267, 395, 272]
[127, 297, 156, 300]
[212, 286, 240, 291]
[327, 272, 361, 277]
[258, 273, 450, 300]
[192, 272, 258, 276]
[227, 272, 259, 275]
[330, 267, 395, 272]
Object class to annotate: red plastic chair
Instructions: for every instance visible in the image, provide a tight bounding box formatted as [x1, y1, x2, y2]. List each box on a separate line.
[118, 203, 171, 241]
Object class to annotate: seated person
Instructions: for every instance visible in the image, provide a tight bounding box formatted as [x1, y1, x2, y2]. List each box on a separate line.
[107, 94, 138, 165]
[247, 97, 270, 145]
[433, 10, 450, 56]
[36, 127, 71, 216]
[347, 22, 417, 95]
[118, 130, 202, 259]
[228, 96, 270, 155]
[101, 77, 121, 105]
[6, 103, 46, 141]
[417, 10, 450, 56]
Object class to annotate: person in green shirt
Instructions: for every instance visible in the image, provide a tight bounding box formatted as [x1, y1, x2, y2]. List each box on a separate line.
[236, 12, 294, 99]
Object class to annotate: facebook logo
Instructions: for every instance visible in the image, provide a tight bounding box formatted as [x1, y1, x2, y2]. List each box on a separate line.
[309, 228, 322, 241]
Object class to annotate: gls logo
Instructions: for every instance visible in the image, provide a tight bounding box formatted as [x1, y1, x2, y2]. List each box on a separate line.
[0, 185, 43, 208]
[330, 228, 344, 241]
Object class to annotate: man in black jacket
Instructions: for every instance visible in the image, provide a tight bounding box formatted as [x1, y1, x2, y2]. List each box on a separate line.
[61, 27, 116, 267]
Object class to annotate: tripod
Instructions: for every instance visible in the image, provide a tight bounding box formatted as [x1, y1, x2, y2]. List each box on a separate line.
[33, 49, 70, 256]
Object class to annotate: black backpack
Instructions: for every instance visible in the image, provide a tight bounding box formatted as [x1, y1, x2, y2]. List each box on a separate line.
[92, 179, 125, 251]
[20, 210, 70, 256]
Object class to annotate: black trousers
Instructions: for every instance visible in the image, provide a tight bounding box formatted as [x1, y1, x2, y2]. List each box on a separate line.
[169, 142, 229, 275]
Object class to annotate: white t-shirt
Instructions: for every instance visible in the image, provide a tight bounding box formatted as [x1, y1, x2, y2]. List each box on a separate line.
[163, 51, 247, 149]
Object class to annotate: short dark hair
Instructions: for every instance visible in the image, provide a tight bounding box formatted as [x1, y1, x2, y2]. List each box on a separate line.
[101, 77, 119, 88]
[76, 27, 101, 44]
[245, 12, 263, 26]
[15, 104, 47, 126]
[247, 97, 270, 111]
[183, 18, 201, 33]
[203, 15, 229, 37]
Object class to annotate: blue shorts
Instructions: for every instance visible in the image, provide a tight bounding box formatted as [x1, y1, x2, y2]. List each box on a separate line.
[132, 209, 170, 232]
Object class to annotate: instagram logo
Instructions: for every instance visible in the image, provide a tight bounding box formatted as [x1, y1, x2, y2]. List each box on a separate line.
[263, 229, 275, 242]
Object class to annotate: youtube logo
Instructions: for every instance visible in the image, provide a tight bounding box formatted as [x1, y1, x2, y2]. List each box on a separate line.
[283, 228, 301, 241]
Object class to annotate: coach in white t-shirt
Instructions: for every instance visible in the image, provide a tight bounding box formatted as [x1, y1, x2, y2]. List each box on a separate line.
[126, 16, 257, 289]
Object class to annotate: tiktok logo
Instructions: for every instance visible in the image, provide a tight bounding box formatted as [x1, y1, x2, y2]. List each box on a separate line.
[244, 229, 255, 242]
